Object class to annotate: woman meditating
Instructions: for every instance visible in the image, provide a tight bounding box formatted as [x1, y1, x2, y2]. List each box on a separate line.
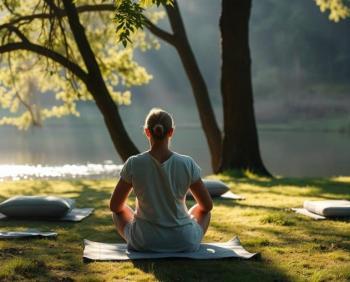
[110, 108, 213, 252]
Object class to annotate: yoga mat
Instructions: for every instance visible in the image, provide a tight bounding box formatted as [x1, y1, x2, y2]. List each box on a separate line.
[60, 208, 94, 221]
[0, 229, 57, 239]
[220, 191, 245, 200]
[292, 208, 326, 220]
[0, 208, 94, 222]
[83, 237, 257, 261]
[187, 191, 245, 201]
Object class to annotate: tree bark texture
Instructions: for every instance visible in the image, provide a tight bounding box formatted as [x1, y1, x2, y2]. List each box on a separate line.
[62, 0, 139, 161]
[165, 1, 222, 172]
[219, 0, 270, 175]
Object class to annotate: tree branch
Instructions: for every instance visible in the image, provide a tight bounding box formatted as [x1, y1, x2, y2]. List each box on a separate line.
[62, 0, 104, 78]
[1, 3, 177, 47]
[2, 0, 21, 16]
[144, 18, 176, 45]
[164, 0, 188, 39]
[8, 57, 41, 126]
[0, 42, 89, 84]
[76, 4, 114, 13]
[0, 24, 30, 43]
[43, 0, 63, 14]
[2, 4, 115, 27]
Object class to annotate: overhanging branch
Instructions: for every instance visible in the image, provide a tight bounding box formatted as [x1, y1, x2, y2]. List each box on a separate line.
[0, 42, 88, 84]
[1, 4, 177, 46]
[0, 24, 30, 43]
[144, 18, 176, 45]
[1, 4, 116, 27]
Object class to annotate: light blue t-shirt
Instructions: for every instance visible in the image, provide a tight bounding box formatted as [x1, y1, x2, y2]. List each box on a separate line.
[120, 151, 203, 252]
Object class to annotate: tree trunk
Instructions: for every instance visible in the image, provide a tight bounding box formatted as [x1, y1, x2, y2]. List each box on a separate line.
[165, 1, 222, 172]
[62, 0, 139, 161]
[219, 0, 270, 176]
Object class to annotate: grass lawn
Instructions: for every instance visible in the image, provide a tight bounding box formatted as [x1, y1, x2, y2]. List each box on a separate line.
[0, 172, 349, 281]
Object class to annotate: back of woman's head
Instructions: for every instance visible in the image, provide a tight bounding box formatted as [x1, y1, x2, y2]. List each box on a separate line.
[144, 108, 174, 140]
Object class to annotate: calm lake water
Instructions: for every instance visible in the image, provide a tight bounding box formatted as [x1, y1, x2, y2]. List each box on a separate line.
[0, 123, 349, 180]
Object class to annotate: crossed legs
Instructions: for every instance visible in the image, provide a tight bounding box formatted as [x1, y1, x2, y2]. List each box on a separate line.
[112, 204, 210, 240]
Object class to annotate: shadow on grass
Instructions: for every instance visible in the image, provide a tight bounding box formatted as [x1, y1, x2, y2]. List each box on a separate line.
[131, 257, 289, 281]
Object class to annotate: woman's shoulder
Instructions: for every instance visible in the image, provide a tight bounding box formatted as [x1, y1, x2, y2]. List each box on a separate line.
[126, 151, 150, 162]
[172, 152, 201, 180]
[172, 152, 197, 164]
[126, 151, 197, 167]
[122, 153, 150, 176]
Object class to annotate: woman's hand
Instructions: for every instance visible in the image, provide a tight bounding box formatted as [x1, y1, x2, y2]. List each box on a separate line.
[110, 178, 133, 213]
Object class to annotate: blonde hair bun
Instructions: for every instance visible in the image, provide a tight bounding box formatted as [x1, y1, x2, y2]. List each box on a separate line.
[144, 108, 174, 140]
[153, 124, 164, 137]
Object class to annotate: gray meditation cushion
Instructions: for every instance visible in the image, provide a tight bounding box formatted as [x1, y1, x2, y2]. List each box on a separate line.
[0, 196, 75, 219]
[187, 179, 229, 198]
[304, 200, 350, 217]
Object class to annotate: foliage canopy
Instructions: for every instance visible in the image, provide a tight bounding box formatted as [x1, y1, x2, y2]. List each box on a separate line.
[315, 0, 350, 21]
[114, 0, 173, 47]
[0, 0, 163, 129]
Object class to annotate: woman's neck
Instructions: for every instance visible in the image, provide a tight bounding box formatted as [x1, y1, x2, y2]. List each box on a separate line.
[150, 143, 170, 154]
[149, 140, 172, 162]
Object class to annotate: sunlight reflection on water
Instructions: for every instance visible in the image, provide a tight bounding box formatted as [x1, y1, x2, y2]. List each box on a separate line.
[0, 161, 122, 181]
[1, 124, 350, 178]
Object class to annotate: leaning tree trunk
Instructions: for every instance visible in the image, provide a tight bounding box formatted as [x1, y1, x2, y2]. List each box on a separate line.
[164, 1, 222, 172]
[62, 0, 139, 161]
[219, 0, 270, 175]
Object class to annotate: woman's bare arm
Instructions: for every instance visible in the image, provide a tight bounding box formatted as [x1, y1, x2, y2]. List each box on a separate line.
[189, 179, 213, 212]
[110, 178, 133, 213]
